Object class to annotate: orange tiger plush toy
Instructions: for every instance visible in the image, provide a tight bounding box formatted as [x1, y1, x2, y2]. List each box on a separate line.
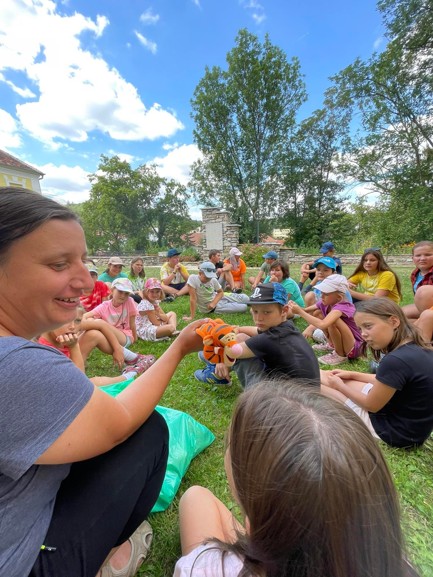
[195, 319, 243, 366]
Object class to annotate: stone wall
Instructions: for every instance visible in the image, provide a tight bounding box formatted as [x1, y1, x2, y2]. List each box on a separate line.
[200, 207, 240, 257]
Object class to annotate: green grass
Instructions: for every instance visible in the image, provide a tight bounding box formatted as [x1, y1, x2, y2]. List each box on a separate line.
[86, 265, 433, 577]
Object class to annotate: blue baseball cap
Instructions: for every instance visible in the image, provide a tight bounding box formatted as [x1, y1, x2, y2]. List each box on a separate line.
[319, 241, 335, 253]
[248, 282, 288, 306]
[263, 250, 278, 259]
[313, 256, 337, 270]
[167, 248, 181, 258]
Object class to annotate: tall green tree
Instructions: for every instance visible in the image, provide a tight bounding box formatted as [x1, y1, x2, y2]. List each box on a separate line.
[325, 0, 433, 244]
[81, 155, 193, 252]
[190, 28, 307, 242]
[278, 107, 351, 247]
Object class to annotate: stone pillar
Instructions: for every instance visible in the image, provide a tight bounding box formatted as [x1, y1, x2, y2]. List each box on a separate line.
[201, 207, 240, 258]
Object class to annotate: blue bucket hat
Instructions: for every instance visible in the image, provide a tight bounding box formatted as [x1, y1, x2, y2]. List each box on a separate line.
[263, 250, 278, 260]
[248, 282, 288, 306]
[313, 256, 337, 270]
[319, 241, 335, 254]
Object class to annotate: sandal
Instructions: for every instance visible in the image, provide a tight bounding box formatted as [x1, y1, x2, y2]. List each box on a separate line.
[101, 520, 153, 577]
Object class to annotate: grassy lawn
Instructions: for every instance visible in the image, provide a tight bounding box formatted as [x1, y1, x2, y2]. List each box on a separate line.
[86, 264, 433, 577]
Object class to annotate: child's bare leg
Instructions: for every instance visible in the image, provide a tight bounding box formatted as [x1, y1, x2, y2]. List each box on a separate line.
[402, 303, 420, 320]
[414, 309, 433, 341]
[179, 486, 243, 556]
[304, 292, 316, 307]
[327, 319, 355, 357]
[79, 330, 112, 362]
[90, 375, 129, 387]
[222, 271, 235, 291]
[414, 285, 433, 313]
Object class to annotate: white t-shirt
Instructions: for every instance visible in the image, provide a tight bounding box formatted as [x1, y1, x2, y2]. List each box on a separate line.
[174, 543, 244, 577]
[187, 275, 222, 313]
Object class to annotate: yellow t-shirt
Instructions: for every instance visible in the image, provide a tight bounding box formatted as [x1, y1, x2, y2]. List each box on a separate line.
[348, 270, 400, 303]
[160, 262, 189, 285]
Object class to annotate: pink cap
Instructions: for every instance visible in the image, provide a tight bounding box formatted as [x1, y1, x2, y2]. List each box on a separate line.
[145, 277, 163, 290]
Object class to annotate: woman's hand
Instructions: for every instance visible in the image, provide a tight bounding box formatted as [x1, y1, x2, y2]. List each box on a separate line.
[174, 318, 209, 356]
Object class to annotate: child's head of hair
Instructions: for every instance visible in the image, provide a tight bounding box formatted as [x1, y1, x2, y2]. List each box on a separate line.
[130, 256, 145, 278]
[269, 260, 289, 279]
[47, 306, 84, 340]
[412, 240, 433, 254]
[226, 381, 404, 577]
[355, 297, 428, 359]
[144, 277, 164, 301]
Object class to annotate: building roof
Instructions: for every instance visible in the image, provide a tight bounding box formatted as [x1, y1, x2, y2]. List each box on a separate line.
[0, 149, 44, 176]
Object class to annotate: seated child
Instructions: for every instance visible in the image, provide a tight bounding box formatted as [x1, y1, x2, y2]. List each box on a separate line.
[263, 260, 304, 308]
[321, 298, 433, 448]
[248, 250, 278, 289]
[223, 247, 247, 293]
[136, 278, 178, 341]
[79, 264, 111, 311]
[38, 308, 150, 383]
[289, 274, 365, 366]
[183, 262, 249, 322]
[402, 240, 433, 320]
[194, 282, 320, 386]
[79, 278, 153, 372]
[348, 249, 401, 303]
[299, 256, 337, 307]
[160, 248, 190, 300]
[175, 381, 416, 577]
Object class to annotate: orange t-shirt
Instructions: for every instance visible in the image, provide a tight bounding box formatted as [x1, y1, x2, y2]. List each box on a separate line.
[224, 258, 247, 283]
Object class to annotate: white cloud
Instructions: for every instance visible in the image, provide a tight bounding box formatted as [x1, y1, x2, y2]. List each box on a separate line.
[240, 0, 266, 24]
[0, 73, 36, 98]
[139, 8, 160, 25]
[0, 0, 182, 147]
[373, 36, 384, 50]
[134, 31, 157, 54]
[151, 143, 202, 185]
[107, 150, 136, 163]
[38, 162, 91, 203]
[0, 108, 22, 148]
[162, 141, 180, 151]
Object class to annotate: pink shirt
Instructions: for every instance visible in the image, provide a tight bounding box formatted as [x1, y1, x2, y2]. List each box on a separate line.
[91, 298, 138, 339]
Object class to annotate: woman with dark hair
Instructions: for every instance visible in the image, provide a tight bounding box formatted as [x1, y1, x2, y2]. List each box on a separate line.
[321, 298, 433, 448]
[0, 187, 203, 577]
[348, 249, 402, 303]
[175, 381, 417, 577]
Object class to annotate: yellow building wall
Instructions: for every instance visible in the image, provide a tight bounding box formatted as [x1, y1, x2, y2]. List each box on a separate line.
[0, 172, 37, 191]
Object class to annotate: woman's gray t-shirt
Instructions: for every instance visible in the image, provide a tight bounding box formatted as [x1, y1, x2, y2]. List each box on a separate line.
[0, 337, 93, 577]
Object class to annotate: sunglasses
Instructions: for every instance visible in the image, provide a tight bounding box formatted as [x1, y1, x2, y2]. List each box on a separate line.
[364, 247, 381, 253]
[200, 267, 215, 273]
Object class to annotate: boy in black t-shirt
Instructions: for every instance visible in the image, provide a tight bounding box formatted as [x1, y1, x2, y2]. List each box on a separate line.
[195, 282, 320, 387]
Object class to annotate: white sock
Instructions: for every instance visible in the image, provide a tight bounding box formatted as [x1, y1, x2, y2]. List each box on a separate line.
[122, 371, 137, 380]
[123, 348, 137, 362]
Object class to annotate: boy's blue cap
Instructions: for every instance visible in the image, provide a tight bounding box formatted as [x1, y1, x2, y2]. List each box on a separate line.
[263, 250, 278, 260]
[167, 248, 181, 258]
[313, 256, 336, 270]
[319, 241, 335, 253]
[248, 282, 288, 306]
[198, 261, 217, 279]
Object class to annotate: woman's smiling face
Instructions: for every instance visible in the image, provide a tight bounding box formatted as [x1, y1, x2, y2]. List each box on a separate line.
[0, 219, 92, 339]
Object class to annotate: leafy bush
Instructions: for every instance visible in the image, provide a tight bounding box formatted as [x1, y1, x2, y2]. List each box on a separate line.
[239, 244, 273, 266]
[180, 246, 201, 262]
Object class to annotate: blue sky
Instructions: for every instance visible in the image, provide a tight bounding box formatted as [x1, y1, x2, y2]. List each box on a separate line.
[0, 0, 385, 216]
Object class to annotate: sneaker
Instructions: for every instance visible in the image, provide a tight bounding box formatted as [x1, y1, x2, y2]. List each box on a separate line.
[232, 288, 243, 294]
[312, 342, 334, 352]
[194, 366, 230, 385]
[125, 353, 151, 367]
[318, 351, 348, 366]
[312, 329, 327, 343]
[162, 295, 175, 303]
[198, 350, 214, 365]
[134, 354, 157, 373]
